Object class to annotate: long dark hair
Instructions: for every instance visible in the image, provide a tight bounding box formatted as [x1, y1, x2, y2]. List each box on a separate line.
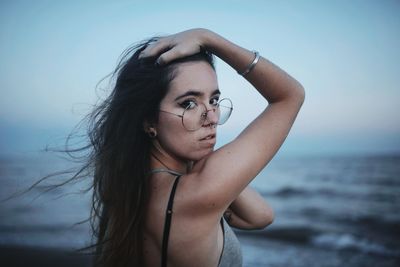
[74, 38, 215, 266]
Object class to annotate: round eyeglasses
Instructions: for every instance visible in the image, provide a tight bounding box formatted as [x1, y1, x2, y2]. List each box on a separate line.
[159, 98, 233, 131]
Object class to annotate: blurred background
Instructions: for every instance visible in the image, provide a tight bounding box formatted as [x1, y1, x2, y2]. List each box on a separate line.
[0, 0, 399, 266]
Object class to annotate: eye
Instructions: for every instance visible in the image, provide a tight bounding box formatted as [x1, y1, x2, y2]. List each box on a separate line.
[210, 97, 219, 106]
[180, 100, 197, 110]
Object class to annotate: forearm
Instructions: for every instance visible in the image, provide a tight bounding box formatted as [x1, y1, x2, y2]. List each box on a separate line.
[225, 186, 274, 229]
[202, 29, 305, 105]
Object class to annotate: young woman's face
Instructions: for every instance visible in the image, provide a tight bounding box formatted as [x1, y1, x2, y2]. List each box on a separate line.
[155, 60, 220, 162]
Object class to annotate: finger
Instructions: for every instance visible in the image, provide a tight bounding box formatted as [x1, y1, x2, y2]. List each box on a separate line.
[156, 48, 184, 65]
[139, 38, 170, 59]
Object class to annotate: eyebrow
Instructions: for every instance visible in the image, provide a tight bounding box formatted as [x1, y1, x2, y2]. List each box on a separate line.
[174, 89, 221, 101]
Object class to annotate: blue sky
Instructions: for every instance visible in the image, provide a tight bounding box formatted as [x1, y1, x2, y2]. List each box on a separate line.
[1, 0, 399, 156]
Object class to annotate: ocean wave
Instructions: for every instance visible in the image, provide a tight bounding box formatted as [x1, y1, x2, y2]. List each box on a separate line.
[311, 233, 400, 257]
[265, 186, 400, 203]
[237, 226, 319, 244]
[267, 187, 340, 198]
[0, 224, 73, 234]
[333, 215, 400, 235]
[270, 187, 308, 197]
[237, 226, 400, 257]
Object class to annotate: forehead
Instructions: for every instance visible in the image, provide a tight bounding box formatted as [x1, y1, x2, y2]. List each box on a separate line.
[165, 61, 218, 101]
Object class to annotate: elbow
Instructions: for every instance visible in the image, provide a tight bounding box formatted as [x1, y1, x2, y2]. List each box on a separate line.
[252, 207, 275, 230]
[261, 207, 275, 228]
[276, 81, 305, 107]
[292, 82, 305, 106]
[298, 84, 306, 105]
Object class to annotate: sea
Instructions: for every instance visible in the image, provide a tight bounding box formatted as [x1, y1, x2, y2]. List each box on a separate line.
[0, 152, 399, 267]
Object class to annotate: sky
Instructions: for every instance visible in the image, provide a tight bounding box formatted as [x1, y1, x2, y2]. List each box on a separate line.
[0, 0, 399, 156]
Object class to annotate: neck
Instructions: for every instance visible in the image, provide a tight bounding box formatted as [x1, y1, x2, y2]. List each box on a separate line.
[150, 141, 189, 174]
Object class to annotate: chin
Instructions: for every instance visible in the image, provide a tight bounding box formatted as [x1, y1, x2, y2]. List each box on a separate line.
[190, 147, 215, 161]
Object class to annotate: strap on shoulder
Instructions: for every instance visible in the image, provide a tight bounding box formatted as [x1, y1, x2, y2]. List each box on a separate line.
[161, 175, 182, 267]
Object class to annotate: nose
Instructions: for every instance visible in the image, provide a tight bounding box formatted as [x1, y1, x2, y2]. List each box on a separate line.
[203, 106, 219, 125]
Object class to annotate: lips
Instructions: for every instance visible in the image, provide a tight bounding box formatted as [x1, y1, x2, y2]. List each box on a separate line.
[200, 133, 216, 141]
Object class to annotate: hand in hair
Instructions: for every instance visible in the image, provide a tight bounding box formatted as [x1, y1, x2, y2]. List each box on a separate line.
[138, 28, 210, 65]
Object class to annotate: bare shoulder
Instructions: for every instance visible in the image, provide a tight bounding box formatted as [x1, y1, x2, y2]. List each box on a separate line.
[173, 171, 225, 220]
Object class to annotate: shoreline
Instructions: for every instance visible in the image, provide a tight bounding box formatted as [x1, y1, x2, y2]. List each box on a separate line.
[0, 245, 92, 267]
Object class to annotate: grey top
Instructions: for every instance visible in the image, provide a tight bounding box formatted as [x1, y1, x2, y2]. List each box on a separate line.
[218, 218, 242, 267]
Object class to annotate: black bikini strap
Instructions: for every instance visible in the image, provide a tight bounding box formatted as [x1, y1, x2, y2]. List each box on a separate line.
[161, 175, 182, 267]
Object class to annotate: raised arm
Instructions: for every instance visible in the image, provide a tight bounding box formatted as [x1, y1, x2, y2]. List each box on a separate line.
[140, 29, 305, 214]
[199, 29, 304, 208]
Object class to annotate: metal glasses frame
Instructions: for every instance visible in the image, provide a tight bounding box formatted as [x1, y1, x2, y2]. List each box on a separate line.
[159, 98, 233, 131]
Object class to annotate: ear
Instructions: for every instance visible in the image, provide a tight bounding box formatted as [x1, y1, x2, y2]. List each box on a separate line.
[143, 120, 155, 133]
[143, 120, 158, 138]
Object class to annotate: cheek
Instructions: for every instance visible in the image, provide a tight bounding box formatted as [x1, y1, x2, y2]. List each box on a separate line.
[158, 131, 198, 160]
[156, 118, 214, 161]
[156, 117, 194, 155]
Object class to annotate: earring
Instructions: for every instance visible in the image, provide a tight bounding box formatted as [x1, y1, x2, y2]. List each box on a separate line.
[148, 130, 157, 138]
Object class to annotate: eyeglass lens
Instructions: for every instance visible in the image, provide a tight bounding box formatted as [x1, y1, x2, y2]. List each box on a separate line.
[182, 98, 233, 131]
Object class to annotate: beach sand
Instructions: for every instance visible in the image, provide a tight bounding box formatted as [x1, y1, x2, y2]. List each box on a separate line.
[0, 245, 92, 267]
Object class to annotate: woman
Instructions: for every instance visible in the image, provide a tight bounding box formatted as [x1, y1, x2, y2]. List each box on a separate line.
[89, 28, 304, 267]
